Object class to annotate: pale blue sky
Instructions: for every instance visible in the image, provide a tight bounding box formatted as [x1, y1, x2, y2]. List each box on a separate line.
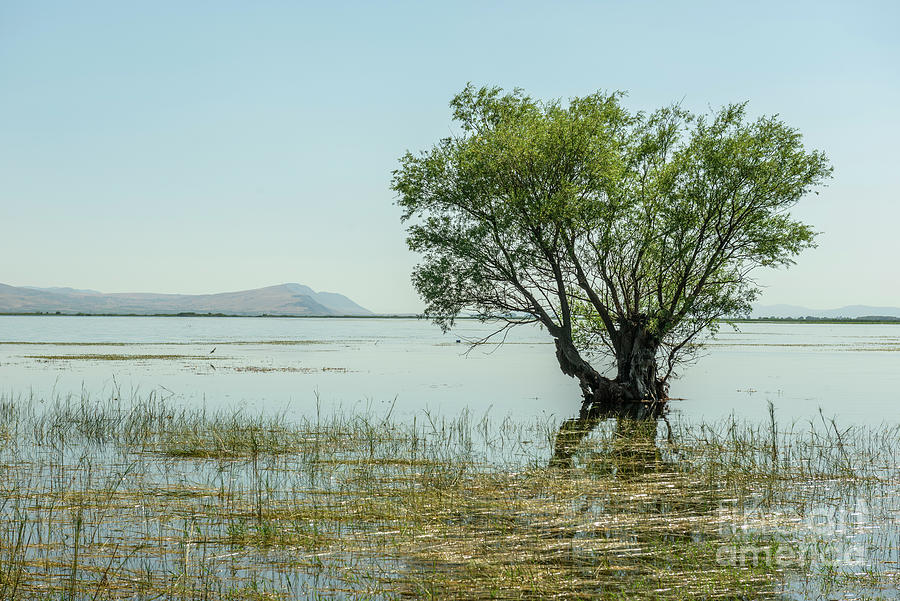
[1, 1, 897, 313]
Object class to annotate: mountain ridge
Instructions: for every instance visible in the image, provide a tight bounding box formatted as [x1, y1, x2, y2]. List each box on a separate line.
[0, 283, 371, 316]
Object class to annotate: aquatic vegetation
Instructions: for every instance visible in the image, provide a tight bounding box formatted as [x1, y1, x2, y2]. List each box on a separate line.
[232, 366, 351, 374]
[25, 353, 220, 361]
[0, 392, 897, 599]
[0, 339, 342, 346]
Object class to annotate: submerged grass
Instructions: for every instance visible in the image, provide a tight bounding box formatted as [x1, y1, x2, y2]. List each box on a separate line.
[24, 353, 222, 361]
[232, 366, 351, 373]
[0, 392, 897, 600]
[1, 339, 338, 346]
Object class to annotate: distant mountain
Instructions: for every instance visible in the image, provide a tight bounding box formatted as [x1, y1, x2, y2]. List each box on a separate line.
[0, 283, 372, 316]
[24, 286, 103, 295]
[750, 304, 900, 319]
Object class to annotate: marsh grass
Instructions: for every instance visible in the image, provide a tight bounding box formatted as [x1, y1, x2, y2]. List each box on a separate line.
[16, 351, 356, 375]
[1, 340, 332, 346]
[25, 354, 223, 361]
[231, 367, 351, 374]
[0, 392, 897, 600]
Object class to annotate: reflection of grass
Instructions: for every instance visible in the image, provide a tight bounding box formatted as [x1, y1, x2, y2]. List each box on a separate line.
[0, 393, 897, 600]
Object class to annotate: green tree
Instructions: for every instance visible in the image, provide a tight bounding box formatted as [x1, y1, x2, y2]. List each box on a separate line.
[392, 85, 831, 464]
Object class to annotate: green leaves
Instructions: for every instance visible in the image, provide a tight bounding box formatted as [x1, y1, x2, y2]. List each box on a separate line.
[393, 85, 831, 376]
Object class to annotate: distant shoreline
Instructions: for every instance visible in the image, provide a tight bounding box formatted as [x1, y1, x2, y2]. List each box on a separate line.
[0, 312, 419, 319]
[1, 313, 899, 324]
[730, 317, 900, 324]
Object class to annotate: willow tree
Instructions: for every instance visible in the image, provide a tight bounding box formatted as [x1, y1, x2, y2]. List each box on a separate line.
[393, 85, 831, 463]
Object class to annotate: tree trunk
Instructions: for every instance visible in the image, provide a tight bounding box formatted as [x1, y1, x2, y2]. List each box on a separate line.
[549, 326, 668, 468]
[615, 320, 667, 402]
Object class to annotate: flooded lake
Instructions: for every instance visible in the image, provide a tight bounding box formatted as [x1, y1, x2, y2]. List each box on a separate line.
[1, 315, 898, 425]
[2, 315, 899, 600]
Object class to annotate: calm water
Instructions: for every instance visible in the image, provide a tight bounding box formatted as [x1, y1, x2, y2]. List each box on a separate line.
[1, 315, 898, 424]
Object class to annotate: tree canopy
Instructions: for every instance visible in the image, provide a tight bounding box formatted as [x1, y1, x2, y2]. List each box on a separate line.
[393, 85, 831, 422]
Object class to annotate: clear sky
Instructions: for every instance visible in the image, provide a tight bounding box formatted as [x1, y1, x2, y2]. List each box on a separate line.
[1, 1, 897, 313]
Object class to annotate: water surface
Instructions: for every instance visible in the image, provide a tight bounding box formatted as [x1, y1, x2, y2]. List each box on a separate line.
[1, 316, 897, 424]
